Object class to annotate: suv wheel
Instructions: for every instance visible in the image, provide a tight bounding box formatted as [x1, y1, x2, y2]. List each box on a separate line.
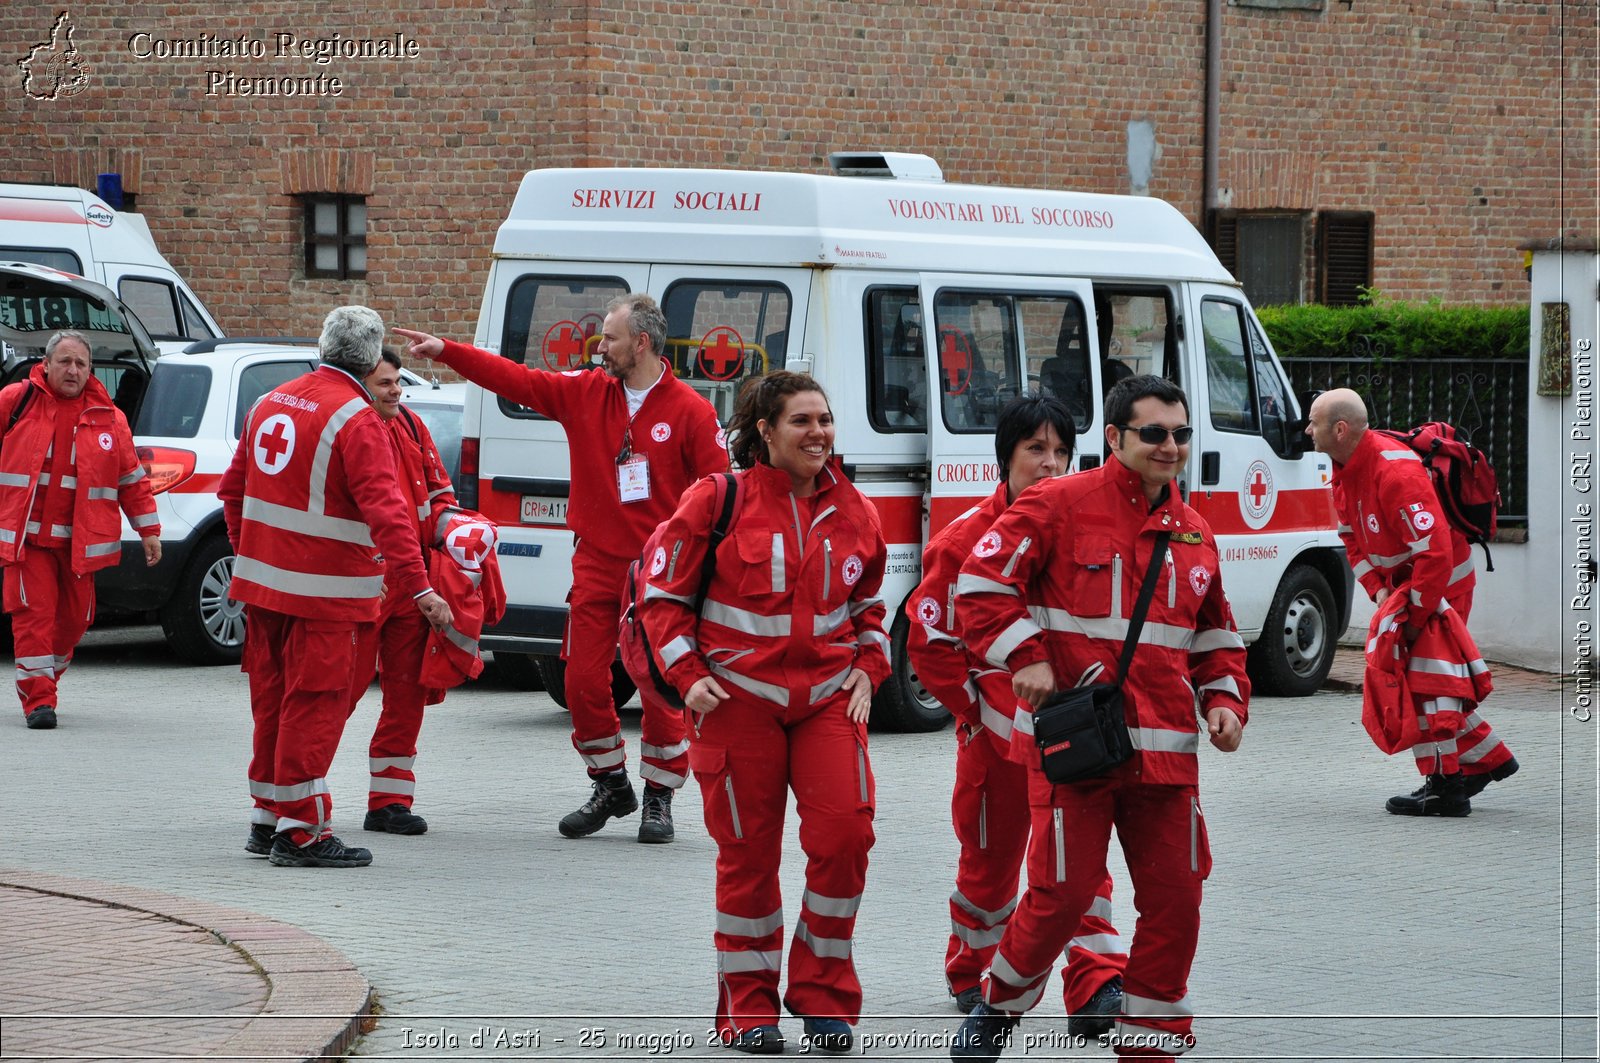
[160, 534, 246, 665]
[535, 656, 638, 711]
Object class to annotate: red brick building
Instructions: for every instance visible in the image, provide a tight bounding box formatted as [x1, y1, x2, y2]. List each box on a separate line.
[4, 1, 1593, 340]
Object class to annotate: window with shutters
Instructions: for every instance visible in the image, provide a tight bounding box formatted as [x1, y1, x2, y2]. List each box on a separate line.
[1207, 210, 1305, 305]
[302, 194, 367, 279]
[1317, 211, 1375, 306]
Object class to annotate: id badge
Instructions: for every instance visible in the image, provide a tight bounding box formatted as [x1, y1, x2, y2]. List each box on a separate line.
[617, 455, 651, 503]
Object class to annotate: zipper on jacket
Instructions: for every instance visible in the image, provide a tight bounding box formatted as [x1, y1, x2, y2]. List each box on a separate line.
[725, 776, 744, 840]
[1111, 553, 1124, 617]
[1190, 796, 1199, 873]
[1000, 535, 1033, 578]
[978, 791, 988, 850]
[856, 741, 869, 804]
[1053, 808, 1066, 881]
[1167, 552, 1177, 608]
[822, 538, 833, 600]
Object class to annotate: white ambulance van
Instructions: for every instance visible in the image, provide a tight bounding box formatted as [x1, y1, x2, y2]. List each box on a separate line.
[0, 182, 223, 353]
[458, 153, 1353, 728]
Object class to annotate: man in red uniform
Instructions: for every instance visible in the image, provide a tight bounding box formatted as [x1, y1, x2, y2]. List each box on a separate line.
[221, 306, 452, 868]
[356, 349, 458, 836]
[0, 330, 161, 730]
[952, 376, 1248, 1062]
[1305, 387, 1517, 815]
[395, 292, 727, 843]
[907, 393, 1127, 1033]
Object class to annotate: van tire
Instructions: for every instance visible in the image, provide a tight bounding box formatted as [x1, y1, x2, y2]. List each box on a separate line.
[160, 534, 246, 666]
[1247, 564, 1337, 697]
[535, 655, 638, 711]
[871, 610, 952, 733]
[491, 651, 545, 690]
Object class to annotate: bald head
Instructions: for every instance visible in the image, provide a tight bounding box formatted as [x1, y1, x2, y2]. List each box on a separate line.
[1305, 388, 1369, 463]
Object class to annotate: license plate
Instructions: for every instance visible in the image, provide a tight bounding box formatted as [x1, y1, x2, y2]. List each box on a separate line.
[520, 496, 569, 525]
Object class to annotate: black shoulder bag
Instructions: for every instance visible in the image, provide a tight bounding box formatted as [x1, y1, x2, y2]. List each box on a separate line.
[1032, 532, 1171, 784]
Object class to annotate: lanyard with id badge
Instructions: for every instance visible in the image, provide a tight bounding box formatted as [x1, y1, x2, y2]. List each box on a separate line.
[616, 425, 651, 503]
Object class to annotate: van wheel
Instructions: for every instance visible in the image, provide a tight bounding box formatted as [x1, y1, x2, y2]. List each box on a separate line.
[1247, 564, 1336, 697]
[159, 534, 246, 665]
[871, 611, 952, 732]
[491, 651, 545, 690]
[535, 656, 638, 711]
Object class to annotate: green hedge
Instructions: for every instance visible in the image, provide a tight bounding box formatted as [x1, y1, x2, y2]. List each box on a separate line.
[1256, 293, 1528, 362]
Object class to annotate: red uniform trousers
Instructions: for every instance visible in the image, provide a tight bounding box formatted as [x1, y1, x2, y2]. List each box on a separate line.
[565, 546, 689, 788]
[1411, 586, 1513, 779]
[5, 545, 94, 718]
[689, 691, 875, 1041]
[245, 607, 377, 845]
[984, 761, 1210, 1059]
[947, 728, 1126, 1013]
[359, 591, 432, 811]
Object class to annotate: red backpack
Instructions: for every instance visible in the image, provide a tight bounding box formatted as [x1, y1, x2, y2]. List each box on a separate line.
[618, 472, 742, 708]
[1375, 421, 1502, 570]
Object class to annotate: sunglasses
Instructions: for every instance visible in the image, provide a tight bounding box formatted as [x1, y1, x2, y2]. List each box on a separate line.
[1116, 423, 1194, 446]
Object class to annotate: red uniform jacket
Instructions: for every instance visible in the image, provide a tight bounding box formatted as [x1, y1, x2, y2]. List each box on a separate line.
[420, 507, 507, 692]
[1333, 429, 1475, 625]
[219, 365, 429, 622]
[434, 340, 728, 562]
[638, 460, 892, 717]
[0, 365, 159, 574]
[955, 458, 1249, 787]
[1361, 587, 1492, 755]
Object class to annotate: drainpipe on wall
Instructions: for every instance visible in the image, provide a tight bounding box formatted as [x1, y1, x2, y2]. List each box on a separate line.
[1203, 0, 1221, 222]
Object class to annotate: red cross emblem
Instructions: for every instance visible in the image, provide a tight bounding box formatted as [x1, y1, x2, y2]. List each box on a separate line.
[1248, 470, 1269, 507]
[253, 414, 296, 475]
[1239, 459, 1275, 525]
[447, 523, 494, 568]
[543, 321, 587, 371]
[696, 326, 745, 381]
[938, 328, 972, 396]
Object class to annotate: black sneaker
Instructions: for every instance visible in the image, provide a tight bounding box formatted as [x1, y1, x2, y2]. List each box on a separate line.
[1463, 755, 1519, 798]
[728, 1025, 785, 1054]
[799, 1016, 852, 1054]
[951, 1003, 1018, 1062]
[558, 772, 638, 838]
[638, 784, 675, 844]
[1066, 974, 1123, 1039]
[364, 803, 429, 835]
[954, 986, 983, 1014]
[1386, 773, 1470, 817]
[268, 834, 373, 867]
[25, 707, 57, 730]
[245, 823, 275, 856]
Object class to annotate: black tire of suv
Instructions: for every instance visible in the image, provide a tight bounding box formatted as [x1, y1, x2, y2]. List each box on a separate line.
[159, 534, 246, 665]
[535, 655, 638, 712]
[870, 610, 953, 733]
[491, 651, 545, 690]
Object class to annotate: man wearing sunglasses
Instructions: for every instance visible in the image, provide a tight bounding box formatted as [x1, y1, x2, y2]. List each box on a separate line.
[952, 374, 1248, 1063]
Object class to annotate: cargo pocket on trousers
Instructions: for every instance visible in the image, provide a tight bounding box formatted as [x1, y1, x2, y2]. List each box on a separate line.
[299, 620, 360, 692]
[1190, 795, 1214, 880]
[690, 742, 744, 841]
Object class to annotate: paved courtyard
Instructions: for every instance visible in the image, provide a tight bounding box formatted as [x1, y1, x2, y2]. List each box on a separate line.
[0, 625, 1594, 1061]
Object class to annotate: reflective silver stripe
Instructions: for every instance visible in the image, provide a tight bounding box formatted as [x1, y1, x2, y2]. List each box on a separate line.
[1336, 522, 1352, 534]
[1197, 676, 1241, 699]
[370, 756, 415, 772]
[415, 502, 430, 521]
[1012, 710, 1035, 738]
[118, 466, 147, 486]
[1405, 535, 1433, 557]
[1407, 656, 1478, 680]
[1084, 895, 1113, 921]
[718, 908, 784, 938]
[580, 747, 627, 770]
[1458, 733, 1503, 765]
[952, 922, 1006, 949]
[308, 397, 374, 515]
[1067, 931, 1124, 956]
[241, 495, 375, 547]
[1129, 727, 1200, 754]
[0, 528, 15, 544]
[275, 815, 318, 834]
[641, 739, 690, 760]
[859, 628, 891, 666]
[770, 533, 786, 593]
[809, 663, 853, 705]
[15, 655, 52, 670]
[1033, 607, 1196, 650]
[277, 778, 330, 802]
[1111, 554, 1123, 617]
[87, 487, 118, 501]
[36, 473, 50, 486]
[639, 764, 687, 788]
[709, 659, 789, 706]
[659, 634, 697, 669]
[987, 951, 1048, 1011]
[986, 616, 1043, 667]
[642, 584, 694, 606]
[813, 600, 852, 636]
[1352, 558, 1373, 579]
[370, 778, 416, 796]
[23, 522, 39, 534]
[1365, 548, 1413, 568]
[1191, 628, 1245, 653]
[952, 890, 1016, 926]
[921, 624, 960, 645]
[802, 889, 861, 919]
[978, 696, 1014, 742]
[701, 597, 792, 638]
[51, 524, 73, 538]
[51, 654, 69, 672]
[576, 732, 623, 751]
[1449, 556, 1475, 585]
[955, 572, 1019, 598]
[718, 949, 782, 974]
[130, 512, 159, 529]
[0, 472, 31, 487]
[15, 662, 52, 679]
[849, 594, 884, 617]
[1381, 449, 1422, 463]
[233, 556, 384, 598]
[792, 921, 852, 960]
[428, 486, 452, 500]
[440, 623, 476, 656]
[249, 808, 277, 826]
[1122, 990, 1194, 1018]
[84, 541, 119, 558]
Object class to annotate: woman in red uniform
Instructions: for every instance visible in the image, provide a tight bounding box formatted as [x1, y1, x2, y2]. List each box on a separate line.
[639, 371, 890, 1055]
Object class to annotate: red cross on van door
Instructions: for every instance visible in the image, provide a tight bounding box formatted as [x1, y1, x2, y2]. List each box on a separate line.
[697, 325, 745, 382]
[937, 327, 973, 396]
[542, 320, 586, 370]
[1248, 468, 1270, 508]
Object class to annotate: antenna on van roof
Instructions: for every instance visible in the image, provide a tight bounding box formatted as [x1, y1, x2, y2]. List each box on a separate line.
[828, 152, 944, 182]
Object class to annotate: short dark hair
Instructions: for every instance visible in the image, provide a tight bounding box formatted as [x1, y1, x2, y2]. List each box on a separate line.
[994, 393, 1076, 477]
[1105, 373, 1189, 427]
[377, 347, 402, 371]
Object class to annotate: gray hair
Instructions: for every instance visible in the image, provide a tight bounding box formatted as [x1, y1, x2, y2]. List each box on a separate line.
[44, 330, 91, 361]
[606, 292, 667, 359]
[319, 305, 385, 375]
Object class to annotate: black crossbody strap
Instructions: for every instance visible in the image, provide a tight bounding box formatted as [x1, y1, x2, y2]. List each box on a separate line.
[694, 472, 741, 605]
[1111, 532, 1171, 684]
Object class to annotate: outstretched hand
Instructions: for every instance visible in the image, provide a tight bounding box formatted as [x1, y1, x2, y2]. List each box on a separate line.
[391, 328, 444, 361]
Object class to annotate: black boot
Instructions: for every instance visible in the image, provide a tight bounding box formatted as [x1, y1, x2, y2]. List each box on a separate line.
[637, 783, 675, 844]
[1386, 772, 1470, 817]
[559, 771, 638, 838]
[1066, 974, 1123, 1038]
[951, 1003, 1018, 1062]
[1463, 755, 1519, 797]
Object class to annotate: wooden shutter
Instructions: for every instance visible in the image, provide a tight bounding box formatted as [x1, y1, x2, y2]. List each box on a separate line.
[1317, 211, 1374, 306]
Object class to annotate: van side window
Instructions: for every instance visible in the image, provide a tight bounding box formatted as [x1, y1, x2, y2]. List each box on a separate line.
[865, 287, 926, 433]
[1199, 298, 1258, 434]
[661, 281, 791, 423]
[1248, 316, 1296, 457]
[0, 247, 82, 274]
[1091, 287, 1178, 385]
[499, 275, 631, 419]
[119, 277, 184, 340]
[179, 290, 217, 340]
[934, 290, 1078, 432]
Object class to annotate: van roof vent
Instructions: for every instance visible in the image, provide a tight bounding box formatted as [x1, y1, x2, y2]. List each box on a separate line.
[828, 152, 944, 182]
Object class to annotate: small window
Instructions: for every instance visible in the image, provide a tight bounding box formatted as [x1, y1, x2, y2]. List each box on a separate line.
[178, 290, 217, 340]
[1200, 298, 1258, 434]
[0, 246, 82, 273]
[135, 363, 212, 439]
[235, 361, 314, 439]
[498, 275, 631, 419]
[302, 195, 367, 279]
[930, 290, 1048, 433]
[119, 277, 182, 340]
[865, 287, 927, 432]
[1317, 211, 1375, 307]
[1207, 211, 1306, 306]
[661, 281, 791, 423]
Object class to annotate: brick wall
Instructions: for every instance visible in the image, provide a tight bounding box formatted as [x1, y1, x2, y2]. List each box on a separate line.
[3, 0, 1592, 341]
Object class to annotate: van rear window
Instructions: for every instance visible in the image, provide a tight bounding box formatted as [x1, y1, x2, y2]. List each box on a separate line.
[499, 275, 630, 419]
[136, 363, 211, 439]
